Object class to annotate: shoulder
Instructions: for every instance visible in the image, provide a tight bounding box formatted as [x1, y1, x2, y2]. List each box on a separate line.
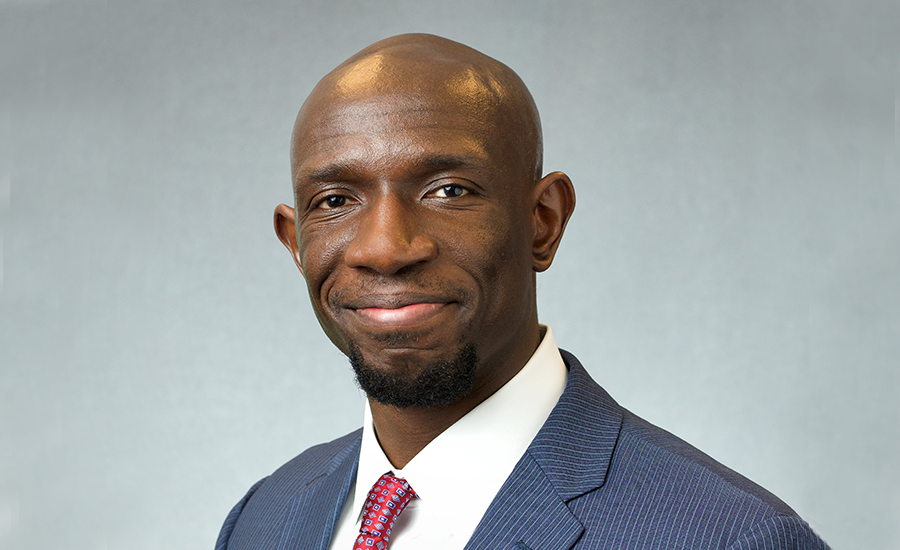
[255, 428, 362, 497]
[608, 412, 828, 547]
[615, 409, 797, 515]
[557, 351, 829, 548]
[215, 429, 361, 550]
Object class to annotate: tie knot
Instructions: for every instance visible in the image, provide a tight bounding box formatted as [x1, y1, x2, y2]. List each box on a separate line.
[354, 473, 418, 550]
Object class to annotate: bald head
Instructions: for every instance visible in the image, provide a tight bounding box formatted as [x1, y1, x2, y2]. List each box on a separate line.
[290, 34, 543, 183]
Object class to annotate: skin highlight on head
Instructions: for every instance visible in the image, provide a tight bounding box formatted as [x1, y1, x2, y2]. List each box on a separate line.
[274, 34, 575, 467]
[290, 34, 545, 184]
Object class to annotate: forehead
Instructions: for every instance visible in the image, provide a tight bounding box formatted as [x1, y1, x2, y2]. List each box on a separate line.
[291, 53, 521, 180]
[292, 91, 499, 179]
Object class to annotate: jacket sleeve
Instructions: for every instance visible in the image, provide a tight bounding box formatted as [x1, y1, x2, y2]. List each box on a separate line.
[726, 515, 831, 550]
[215, 478, 268, 550]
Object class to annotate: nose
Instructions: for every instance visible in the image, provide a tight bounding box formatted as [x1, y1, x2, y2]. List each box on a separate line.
[344, 195, 438, 275]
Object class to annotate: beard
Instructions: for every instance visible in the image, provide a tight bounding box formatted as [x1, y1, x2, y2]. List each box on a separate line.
[348, 341, 478, 408]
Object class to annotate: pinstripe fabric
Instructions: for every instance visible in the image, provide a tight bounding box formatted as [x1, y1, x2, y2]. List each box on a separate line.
[217, 351, 830, 550]
[218, 430, 361, 550]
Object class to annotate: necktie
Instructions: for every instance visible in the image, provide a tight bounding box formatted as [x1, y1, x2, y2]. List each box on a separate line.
[354, 472, 418, 550]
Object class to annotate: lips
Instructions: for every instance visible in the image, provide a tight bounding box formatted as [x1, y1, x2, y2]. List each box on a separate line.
[354, 302, 448, 326]
[342, 292, 455, 328]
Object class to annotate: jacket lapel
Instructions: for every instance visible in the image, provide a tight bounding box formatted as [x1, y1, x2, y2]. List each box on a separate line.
[277, 436, 361, 550]
[465, 351, 623, 550]
[463, 454, 584, 550]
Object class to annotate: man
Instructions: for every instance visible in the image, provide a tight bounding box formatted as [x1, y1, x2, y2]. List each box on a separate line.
[217, 34, 829, 549]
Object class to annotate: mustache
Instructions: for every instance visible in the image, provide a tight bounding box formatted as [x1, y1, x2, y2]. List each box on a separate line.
[328, 274, 473, 309]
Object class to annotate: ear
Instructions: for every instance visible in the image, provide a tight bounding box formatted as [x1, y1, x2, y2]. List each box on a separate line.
[532, 171, 576, 272]
[274, 203, 305, 277]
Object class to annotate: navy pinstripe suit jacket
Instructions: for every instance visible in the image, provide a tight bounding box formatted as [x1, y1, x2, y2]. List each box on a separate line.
[217, 351, 829, 549]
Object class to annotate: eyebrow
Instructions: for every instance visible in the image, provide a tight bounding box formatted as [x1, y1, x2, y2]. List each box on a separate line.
[302, 162, 361, 183]
[411, 154, 480, 172]
[299, 153, 490, 183]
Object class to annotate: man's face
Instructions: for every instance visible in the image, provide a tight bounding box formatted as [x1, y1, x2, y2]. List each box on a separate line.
[286, 80, 540, 406]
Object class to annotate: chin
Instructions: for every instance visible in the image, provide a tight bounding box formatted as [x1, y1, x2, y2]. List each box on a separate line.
[348, 342, 478, 408]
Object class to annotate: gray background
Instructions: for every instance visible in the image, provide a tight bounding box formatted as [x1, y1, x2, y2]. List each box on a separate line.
[2, 0, 898, 549]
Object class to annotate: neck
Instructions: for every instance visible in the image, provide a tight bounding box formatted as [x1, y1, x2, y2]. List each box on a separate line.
[368, 323, 542, 469]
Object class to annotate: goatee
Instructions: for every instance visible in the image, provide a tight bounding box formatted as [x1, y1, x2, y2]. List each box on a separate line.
[348, 343, 478, 408]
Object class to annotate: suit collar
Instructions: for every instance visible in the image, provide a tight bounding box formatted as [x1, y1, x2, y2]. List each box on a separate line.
[465, 350, 623, 550]
[276, 433, 361, 550]
[464, 456, 586, 550]
[528, 350, 623, 501]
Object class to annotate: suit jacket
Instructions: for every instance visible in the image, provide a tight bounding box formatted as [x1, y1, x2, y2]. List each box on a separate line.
[216, 351, 829, 549]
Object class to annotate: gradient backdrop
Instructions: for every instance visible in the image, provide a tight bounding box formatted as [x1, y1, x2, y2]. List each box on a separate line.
[2, 1, 898, 549]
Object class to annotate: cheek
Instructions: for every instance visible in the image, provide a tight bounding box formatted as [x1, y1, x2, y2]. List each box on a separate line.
[449, 205, 533, 297]
[298, 228, 356, 352]
[298, 226, 353, 303]
[489, 205, 536, 302]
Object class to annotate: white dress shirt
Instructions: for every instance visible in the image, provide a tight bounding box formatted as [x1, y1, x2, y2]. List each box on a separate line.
[327, 325, 567, 550]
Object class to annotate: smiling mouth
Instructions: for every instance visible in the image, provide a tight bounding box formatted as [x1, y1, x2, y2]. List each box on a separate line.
[353, 302, 448, 326]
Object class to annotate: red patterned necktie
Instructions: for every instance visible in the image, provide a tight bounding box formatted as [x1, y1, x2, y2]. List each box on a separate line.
[353, 472, 418, 550]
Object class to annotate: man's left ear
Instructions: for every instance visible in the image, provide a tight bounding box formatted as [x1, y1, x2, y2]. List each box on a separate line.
[532, 171, 576, 272]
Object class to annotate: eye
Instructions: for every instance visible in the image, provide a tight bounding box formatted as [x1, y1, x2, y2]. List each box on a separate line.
[432, 184, 468, 198]
[317, 194, 350, 209]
